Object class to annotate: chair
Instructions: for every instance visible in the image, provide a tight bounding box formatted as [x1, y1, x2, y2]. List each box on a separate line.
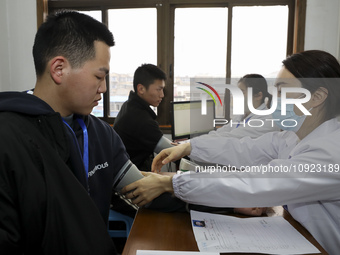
[107, 209, 134, 238]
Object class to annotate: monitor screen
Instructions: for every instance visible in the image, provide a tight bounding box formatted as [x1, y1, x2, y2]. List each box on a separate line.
[171, 100, 215, 140]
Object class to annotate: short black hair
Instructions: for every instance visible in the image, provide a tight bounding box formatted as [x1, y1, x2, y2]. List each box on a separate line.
[238, 74, 272, 108]
[133, 64, 166, 91]
[33, 10, 115, 77]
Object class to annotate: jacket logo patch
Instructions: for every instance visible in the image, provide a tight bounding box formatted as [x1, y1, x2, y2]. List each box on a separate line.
[88, 162, 109, 177]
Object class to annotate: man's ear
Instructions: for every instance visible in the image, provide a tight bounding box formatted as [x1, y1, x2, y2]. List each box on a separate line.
[311, 87, 328, 108]
[137, 83, 146, 95]
[49, 56, 67, 84]
[254, 91, 263, 101]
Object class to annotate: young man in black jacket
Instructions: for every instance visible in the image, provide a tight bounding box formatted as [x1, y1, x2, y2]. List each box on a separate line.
[0, 11, 134, 255]
[114, 64, 173, 171]
[0, 10, 188, 255]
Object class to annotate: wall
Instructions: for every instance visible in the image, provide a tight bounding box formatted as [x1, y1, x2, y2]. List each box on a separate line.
[0, 0, 36, 92]
[304, 0, 340, 59]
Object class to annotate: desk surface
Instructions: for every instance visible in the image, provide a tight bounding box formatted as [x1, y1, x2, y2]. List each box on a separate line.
[122, 207, 328, 255]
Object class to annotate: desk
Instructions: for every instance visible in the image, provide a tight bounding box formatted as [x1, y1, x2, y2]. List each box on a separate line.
[122, 207, 328, 255]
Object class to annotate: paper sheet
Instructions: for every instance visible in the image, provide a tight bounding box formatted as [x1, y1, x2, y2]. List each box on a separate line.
[137, 251, 219, 255]
[190, 210, 320, 254]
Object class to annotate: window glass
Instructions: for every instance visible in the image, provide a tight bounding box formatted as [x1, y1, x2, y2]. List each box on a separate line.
[79, 10, 101, 22]
[231, 6, 288, 78]
[174, 8, 228, 102]
[108, 8, 157, 117]
[69, 2, 294, 124]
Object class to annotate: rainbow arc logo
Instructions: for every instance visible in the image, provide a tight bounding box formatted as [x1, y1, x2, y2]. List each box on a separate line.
[196, 82, 223, 107]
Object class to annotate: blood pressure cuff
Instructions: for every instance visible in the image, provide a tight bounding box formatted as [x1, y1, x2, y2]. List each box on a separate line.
[112, 161, 144, 191]
[112, 161, 186, 212]
[112, 161, 188, 213]
[154, 136, 173, 154]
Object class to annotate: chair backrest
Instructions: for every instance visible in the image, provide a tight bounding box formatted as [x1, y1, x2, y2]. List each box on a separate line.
[107, 209, 134, 238]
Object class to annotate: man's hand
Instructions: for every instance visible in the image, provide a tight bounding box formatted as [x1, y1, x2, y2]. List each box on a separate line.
[121, 172, 174, 207]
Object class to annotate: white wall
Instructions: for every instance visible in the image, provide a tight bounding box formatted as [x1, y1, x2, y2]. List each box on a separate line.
[0, 0, 36, 92]
[305, 0, 340, 59]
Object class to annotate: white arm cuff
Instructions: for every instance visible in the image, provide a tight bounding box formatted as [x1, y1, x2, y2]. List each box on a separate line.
[112, 161, 143, 191]
[154, 136, 173, 154]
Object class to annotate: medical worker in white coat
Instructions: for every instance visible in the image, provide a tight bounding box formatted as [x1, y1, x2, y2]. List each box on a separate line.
[123, 50, 340, 254]
[209, 73, 279, 139]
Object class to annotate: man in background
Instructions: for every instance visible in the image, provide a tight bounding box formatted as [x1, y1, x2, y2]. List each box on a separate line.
[114, 64, 173, 171]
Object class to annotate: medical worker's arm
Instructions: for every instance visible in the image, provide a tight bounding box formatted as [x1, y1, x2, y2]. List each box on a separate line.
[152, 132, 280, 172]
[190, 135, 278, 167]
[122, 171, 267, 216]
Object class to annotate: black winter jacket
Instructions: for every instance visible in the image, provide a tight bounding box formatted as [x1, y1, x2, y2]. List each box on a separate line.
[0, 91, 129, 254]
[114, 91, 163, 170]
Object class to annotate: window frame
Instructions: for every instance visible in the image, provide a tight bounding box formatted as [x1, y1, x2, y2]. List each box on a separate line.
[41, 0, 306, 127]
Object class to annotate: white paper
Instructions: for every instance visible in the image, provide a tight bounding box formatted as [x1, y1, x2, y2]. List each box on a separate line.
[137, 251, 219, 255]
[190, 210, 320, 254]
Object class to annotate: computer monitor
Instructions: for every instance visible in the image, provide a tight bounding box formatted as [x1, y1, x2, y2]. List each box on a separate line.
[171, 100, 215, 140]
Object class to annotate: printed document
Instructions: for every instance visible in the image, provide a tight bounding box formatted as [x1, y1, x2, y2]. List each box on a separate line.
[190, 210, 320, 254]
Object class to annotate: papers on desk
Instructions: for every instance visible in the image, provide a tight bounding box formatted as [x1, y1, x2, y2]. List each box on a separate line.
[190, 210, 320, 254]
[137, 251, 219, 255]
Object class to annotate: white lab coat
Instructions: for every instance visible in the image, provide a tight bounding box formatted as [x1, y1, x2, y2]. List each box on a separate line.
[208, 103, 280, 139]
[172, 118, 340, 254]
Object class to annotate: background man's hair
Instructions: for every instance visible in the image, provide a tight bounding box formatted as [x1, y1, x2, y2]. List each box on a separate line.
[33, 10, 115, 77]
[238, 73, 272, 108]
[133, 64, 166, 91]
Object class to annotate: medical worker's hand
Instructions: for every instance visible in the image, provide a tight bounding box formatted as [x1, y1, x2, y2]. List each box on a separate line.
[121, 172, 174, 207]
[152, 143, 192, 172]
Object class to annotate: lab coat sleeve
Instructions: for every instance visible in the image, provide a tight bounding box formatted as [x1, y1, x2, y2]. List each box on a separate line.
[189, 131, 282, 167]
[208, 123, 234, 136]
[173, 161, 340, 208]
[174, 130, 340, 208]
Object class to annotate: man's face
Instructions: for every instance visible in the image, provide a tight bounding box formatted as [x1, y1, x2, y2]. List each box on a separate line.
[138, 79, 165, 107]
[61, 41, 110, 116]
[238, 81, 249, 114]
